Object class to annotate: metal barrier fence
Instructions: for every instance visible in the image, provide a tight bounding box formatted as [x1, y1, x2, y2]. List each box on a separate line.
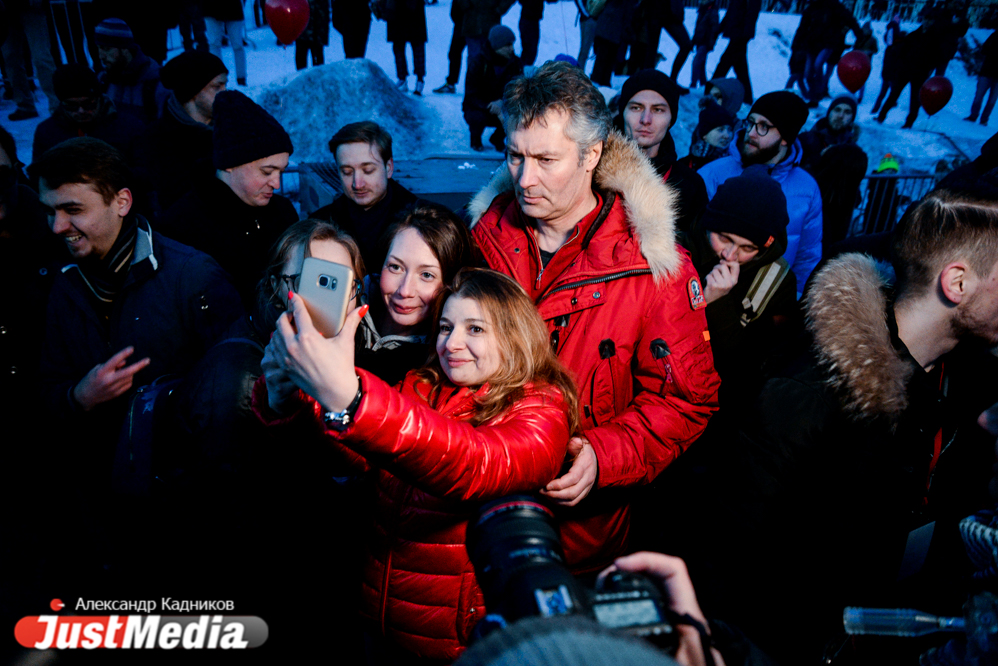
[849, 173, 938, 237]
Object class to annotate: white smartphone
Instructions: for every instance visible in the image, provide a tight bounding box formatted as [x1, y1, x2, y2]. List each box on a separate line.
[297, 257, 355, 337]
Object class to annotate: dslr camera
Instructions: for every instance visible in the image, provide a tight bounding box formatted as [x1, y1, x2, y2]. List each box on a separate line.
[466, 495, 677, 649]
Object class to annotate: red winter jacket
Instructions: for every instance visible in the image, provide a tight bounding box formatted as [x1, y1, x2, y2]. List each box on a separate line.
[252, 368, 570, 661]
[468, 132, 721, 572]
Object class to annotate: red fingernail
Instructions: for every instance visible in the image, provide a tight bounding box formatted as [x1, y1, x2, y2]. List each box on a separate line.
[359, 304, 370, 318]
[288, 290, 294, 301]
[270, 331, 274, 340]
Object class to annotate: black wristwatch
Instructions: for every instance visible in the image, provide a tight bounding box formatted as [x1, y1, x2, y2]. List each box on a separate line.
[323, 379, 363, 432]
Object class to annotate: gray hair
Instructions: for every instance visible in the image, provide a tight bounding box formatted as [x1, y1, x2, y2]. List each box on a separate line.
[502, 61, 612, 164]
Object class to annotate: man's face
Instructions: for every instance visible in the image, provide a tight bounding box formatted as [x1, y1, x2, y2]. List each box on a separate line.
[61, 95, 100, 124]
[704, 125, 733, 150]
[496, 44, 515, 59]
[827, 103, 855, 132]
[739, 113, 784, 166]
[39, 181, 129, 260]
[708, 231, 760, 264]
[623, 90, 671, 154]
[192, 73, 228, 123]
[506, 108, 601, 227]
[954, 258, 998, 347]
[335, 142, 392, 210]
[222, 152, 289, 207]
[98, 45, 126, 71]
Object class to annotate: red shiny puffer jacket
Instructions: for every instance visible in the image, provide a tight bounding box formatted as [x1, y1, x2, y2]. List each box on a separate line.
[252, 368, 570, 662]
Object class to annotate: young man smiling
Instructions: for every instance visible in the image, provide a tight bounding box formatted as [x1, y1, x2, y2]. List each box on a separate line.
[34, 137, 242, 469]
[160, 90, 297, 308]
[699, 90, 822, 296]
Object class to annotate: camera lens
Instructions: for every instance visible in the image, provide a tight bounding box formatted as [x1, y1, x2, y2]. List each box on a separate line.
[467, 496, 588, 623]
[318, 276, 329, 287]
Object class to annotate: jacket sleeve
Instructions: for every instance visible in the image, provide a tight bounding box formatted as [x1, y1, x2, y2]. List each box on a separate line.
[585, 259, 721, 489]
[250, 374, 374, 474]
[329, 369, 570, 501]
[789, 181, 823, 297]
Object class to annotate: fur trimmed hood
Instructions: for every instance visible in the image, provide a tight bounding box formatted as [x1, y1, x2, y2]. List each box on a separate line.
[468, 130, 682, 279]
[805, 253, 913, 423]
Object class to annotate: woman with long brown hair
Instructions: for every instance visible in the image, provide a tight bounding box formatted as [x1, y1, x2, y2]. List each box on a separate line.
[255, 268, 578, 663]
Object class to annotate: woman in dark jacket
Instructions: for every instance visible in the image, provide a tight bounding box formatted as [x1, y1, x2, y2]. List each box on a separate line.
[387, 0, 428, 94]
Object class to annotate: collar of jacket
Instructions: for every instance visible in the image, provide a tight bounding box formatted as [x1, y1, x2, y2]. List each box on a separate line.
[165, 92, 212, 130]
[468, 130, 681, 279]
[62, 214, 158, 286]
[728, 129, 804, 180]
[804, 253, 917, 425]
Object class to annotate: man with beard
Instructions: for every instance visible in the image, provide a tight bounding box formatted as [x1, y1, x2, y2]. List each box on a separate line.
[94, 18, 168, 124]
[798, 94, 859, 173]
[699, 90, 821, 296]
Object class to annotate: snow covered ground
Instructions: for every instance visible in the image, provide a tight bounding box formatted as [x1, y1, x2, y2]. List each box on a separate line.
[2, 1, 994, 174]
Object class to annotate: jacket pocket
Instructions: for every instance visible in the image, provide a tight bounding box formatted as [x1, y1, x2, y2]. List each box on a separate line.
[655, 334, 718, 405]
[584, 339, 626, 427]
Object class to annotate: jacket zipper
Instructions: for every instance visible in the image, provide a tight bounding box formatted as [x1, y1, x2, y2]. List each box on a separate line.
[540, 268, 653, 302]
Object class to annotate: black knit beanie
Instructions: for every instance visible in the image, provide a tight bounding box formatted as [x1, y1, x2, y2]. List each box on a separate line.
[212, 90, 294, 169]
[696, 100, 735, 137]
[701, 165, 789, 252]
[748, 91, 809, 145]
[53, 63, 100, 100]
[161, 51, 228, 103]
[620, 69, 682, 129]
[827, 94, 858, 119]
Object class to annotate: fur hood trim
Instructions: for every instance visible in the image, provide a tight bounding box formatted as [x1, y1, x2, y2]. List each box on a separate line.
[468, 131, 682, 279]
[805, 253, 913, 423]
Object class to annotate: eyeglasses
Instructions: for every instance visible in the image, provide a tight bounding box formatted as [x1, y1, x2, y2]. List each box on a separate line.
[274, 274, 364, 298]
[743, 119, 775, 137]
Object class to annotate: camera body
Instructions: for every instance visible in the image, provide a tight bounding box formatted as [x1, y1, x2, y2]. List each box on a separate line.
[467, 496, 676, 648]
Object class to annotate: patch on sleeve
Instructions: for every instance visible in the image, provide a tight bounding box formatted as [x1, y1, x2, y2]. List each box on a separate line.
[687, 277, 705, 311]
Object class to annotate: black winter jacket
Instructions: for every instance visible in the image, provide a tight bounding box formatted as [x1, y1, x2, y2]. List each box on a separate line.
[136, 94, 214, 215]
[311, 179, 419, 272]
[39, 217, 244, 473]
[32, 97, 146, 164]
[159, 177, 299, 309]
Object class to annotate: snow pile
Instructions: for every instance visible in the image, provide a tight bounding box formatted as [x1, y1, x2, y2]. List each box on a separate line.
[257, 59, 440, 163]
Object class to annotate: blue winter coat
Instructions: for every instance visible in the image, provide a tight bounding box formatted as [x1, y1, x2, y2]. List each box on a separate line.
[698, 136, 823, 297]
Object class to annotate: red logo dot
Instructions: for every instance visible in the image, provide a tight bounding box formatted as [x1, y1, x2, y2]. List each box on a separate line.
[50, 599, 64, 611]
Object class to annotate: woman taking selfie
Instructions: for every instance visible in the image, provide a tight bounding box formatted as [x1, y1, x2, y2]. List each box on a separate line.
[254, 268, 578, 663]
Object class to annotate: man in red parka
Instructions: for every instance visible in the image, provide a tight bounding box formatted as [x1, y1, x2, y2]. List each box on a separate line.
[469, 61, 721, 572]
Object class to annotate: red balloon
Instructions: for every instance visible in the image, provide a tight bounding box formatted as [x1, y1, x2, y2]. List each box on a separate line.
[265, 0, 310, 46]
[919, 76, 954, 116]
[836, 51, 871, 94]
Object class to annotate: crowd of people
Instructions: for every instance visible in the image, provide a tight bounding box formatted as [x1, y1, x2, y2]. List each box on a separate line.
[2, 2, 998, 666]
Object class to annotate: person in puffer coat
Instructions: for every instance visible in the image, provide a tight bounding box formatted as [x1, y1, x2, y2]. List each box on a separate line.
[253, 268, 577, 662]
[469, 62, 720, 576]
